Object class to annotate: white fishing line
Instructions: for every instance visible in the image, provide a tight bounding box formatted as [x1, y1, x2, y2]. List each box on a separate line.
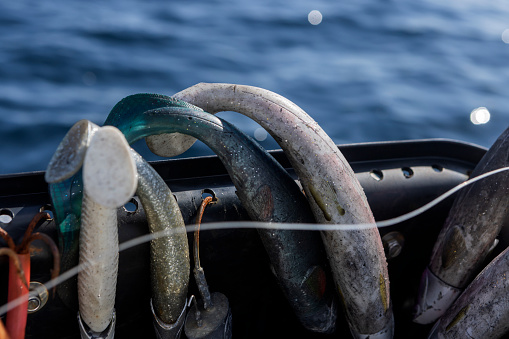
[1, 166, 508, 316]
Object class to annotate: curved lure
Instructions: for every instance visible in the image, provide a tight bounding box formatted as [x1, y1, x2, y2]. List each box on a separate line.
[414, 125, 509, 324]
[48, 119, 191, 335]
[105, 98, 337, 333]
[130, 149, 190, 336]
[78, 126, 137, 335]
[427, 245, 509, 339]
[145, 83, 393, 338]
[45, 120, 99, 310]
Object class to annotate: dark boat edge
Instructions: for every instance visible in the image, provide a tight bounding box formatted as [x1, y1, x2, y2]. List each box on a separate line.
[1, 138, 503, 339]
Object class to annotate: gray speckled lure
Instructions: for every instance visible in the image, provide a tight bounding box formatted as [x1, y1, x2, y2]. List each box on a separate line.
[427, 245, 509, 339]
[129, 149, 190, 328]
[45, 120, 99, 311]
[105, 98, 336, 333]
[414, 125, 509, 324]
[47, 119, 190, 335]
[145, 83, 393, 338]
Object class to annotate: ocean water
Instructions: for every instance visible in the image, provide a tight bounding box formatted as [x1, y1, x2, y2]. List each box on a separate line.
[1, 0, 509, 175]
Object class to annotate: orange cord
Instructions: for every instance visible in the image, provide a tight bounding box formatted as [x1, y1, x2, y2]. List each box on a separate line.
[1, 212, 57, 339]
[194, 196, 213, 269]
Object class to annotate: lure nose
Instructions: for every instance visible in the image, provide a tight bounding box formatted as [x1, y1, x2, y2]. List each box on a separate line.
[412, 267, 461, 324]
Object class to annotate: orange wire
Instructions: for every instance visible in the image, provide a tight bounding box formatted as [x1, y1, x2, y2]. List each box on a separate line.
[17, 212, 51, 254]
[194, 196, 213, 269]
[24, 233, 60, 295]
[0, 228, 15, 252]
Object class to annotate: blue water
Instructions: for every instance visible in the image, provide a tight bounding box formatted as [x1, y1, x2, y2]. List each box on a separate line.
[1, 0, 509, 175]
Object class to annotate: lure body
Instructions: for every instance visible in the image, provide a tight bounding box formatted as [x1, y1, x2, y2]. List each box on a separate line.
[427, 245, 509, 339]
[414, 126, 509, 324]
[78, 126, 137, 334]
[143, 83, 392, 338]
[130, 149, 190, 328]
[105, 100, 336, 333]
[46, 120, 99, 310]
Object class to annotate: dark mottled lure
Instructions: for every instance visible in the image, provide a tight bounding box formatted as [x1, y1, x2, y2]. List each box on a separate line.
[427, 245, 509, 338]
[414, 125, 509, 324]
[145, 83, 392, 338]
[105, 96, 336, 333]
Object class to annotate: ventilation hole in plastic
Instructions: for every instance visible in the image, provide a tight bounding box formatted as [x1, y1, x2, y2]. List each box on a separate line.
[432, 164, 443, 172]
[369, 169, 384, 181]
[0, 209, 14, 224]
[202, 188, 217, 202]
[123, 199, 138, 214]
[39, 204, 54, 220]
[402, 167, 414, 179]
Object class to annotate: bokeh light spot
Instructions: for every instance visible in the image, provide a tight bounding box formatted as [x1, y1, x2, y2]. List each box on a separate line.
[470, 107, 490, 125]
[308, 10, 322, 25]
[502, 29, 509, 44]
[254, 128, 267, 141]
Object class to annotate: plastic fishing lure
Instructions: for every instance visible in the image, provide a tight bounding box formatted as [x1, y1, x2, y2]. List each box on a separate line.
[47, 119, 191, 337]
[78, 126, 137, 337]
[427, 245, 509, 338]
[45, 120, 99, 311]
[105, 97, 336, 333]
[414, 125, 509, 324]
[130, 149, 190, 337]
[145, 83, 393, 338]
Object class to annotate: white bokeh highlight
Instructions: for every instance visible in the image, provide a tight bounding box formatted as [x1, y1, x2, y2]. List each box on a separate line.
[254, 127, 267, 141]
[470, 107, 491, 125]
[502, 29, 509, 44]
[308, 10, 322, 25]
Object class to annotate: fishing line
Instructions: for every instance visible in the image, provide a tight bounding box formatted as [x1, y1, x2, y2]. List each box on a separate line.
[1, 166, 508, 316]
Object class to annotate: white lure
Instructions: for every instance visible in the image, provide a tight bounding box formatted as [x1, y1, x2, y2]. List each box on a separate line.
[78, 126, 138, 333]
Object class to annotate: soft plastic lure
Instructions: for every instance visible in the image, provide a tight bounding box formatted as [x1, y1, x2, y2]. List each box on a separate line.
[427, 245, 509, 339]
[78, 126, 137, 336]
[105, 97, 336, 333]
[45, 120, 99, 310]
[47, 119, 191, 336]
[414, 125, 509, 324]
[130, 149, 190, 336]
[145, 83, 393, 338]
